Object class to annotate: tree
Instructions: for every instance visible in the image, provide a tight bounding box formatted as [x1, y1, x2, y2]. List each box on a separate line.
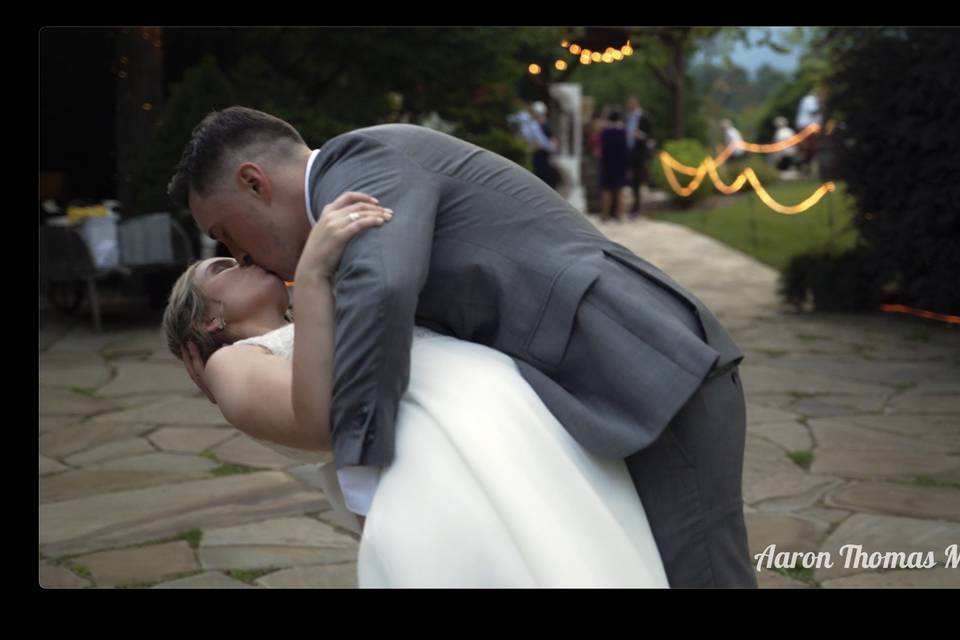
[584, 27, 792, 140]
[622, 27, 754, 139]
[114, 27, 164, 209]
[129, 55, 237, 216]
[753, 36, 832, 144]
[782, 27, 960, 315]
[169, 27, 550, 162]
[752, 64, 790, 105]
[131, 28, 559, 214]
[521, 27, 712, 143]
[825, 27, 960, 314]
[571, 50, 703, 144]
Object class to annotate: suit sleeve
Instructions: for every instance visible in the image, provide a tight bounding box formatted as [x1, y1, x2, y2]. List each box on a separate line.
[309, 134, 440, 470]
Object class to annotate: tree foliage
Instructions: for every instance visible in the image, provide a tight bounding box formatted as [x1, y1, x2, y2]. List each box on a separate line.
[783, 27, 960, 314]
[131, 27, 556, 214]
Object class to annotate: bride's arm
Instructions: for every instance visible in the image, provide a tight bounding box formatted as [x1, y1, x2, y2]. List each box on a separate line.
[204, 345, 328, 450]
[203, 270, 341, 452]
[290, 191, 391, 450]
[204, 194, 388, 454]
[290, 271, 336, 450]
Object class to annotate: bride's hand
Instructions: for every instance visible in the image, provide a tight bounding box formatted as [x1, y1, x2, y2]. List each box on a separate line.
[181, 342, 217, 404]
[296, 191, 393, 282]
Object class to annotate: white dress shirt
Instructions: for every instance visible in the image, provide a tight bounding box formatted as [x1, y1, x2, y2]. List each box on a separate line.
[795, 94, 822, 130]
[724, 126, 745, 158]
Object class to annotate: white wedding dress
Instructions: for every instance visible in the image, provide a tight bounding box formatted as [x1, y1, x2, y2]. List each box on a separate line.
[235, 323, 668, 588]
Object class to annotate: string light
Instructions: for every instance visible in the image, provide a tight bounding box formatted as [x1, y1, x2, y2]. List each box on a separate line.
[880, 304, 960, 325]
[650, 115, 958, 321]
[552, 37, 633, 72]
[528, 64, 542, 75]
[658, 151, 836, 214]
[728, 123, 821, 161]
[657, 124, 836, 215]
[668, 124, 821, 175]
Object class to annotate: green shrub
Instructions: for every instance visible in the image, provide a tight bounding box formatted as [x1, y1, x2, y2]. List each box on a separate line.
[755, 79, 814, 148]
[824, 28, 960, 314]
[780, 246, 885, 312]
[718, 155, 781, 192]
[128, 55, 238, 217]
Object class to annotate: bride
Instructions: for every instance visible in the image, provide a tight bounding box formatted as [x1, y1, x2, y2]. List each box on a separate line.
[162, 198, 668, 588]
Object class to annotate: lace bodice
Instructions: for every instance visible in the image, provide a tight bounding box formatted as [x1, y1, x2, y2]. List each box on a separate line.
[235, 323, 297, 359]
[234, 323, 444, 359]
[231, 323, 443, 463]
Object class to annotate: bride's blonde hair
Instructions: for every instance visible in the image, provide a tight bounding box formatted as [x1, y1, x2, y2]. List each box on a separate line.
[162, 262, 233, 365]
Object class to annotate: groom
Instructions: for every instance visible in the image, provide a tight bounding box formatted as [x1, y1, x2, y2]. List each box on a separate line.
[169, 106, 757, 588]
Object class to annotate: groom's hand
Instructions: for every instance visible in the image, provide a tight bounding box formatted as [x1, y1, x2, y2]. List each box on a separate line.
[181, 342, 217, 404]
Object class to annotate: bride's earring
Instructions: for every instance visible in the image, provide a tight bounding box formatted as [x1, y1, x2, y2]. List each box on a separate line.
[209, 300, 227, 332]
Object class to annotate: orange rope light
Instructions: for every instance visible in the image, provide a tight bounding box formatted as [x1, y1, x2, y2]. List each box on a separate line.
[658, 124, 835, 214]
[727, 123, 822, 163]
[666, 124, 823, 176]
[880, 304, 960, 325]
[659, 151, 837, 214]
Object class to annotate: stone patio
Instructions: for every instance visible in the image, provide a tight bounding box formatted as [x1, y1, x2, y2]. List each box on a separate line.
[39, 215, 959, 588]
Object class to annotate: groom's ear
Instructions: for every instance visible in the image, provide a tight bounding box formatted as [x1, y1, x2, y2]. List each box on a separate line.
[237, 163, 272, 204]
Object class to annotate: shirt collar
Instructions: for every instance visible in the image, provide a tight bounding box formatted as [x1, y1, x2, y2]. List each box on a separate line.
[304, 148, 321, 227]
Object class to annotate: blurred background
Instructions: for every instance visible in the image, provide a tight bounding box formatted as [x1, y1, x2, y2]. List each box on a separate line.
[39, 27, 959, 589]
[39, 26, 959, 324]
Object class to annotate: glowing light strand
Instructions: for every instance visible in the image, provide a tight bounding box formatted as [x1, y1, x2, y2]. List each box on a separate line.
[671, 124, 823, 176]
[880, 304, 960, 325]
[658, 123, 836, 214]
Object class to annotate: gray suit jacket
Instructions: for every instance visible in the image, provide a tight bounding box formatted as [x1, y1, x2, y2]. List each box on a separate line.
[308, 124, 743, 470]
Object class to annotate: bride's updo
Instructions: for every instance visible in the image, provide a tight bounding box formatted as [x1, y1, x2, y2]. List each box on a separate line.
[162, 262, 234, 364]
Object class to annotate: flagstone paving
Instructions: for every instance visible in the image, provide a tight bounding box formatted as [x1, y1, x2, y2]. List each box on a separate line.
[39, 215, 959, 588]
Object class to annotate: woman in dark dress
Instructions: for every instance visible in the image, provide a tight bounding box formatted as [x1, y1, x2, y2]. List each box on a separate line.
[599, 111, 629, 222]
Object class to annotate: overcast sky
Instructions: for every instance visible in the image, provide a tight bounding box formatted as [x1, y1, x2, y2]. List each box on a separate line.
[694, 27, 807, 77]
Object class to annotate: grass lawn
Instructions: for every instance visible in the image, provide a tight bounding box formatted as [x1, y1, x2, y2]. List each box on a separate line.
[652, 179, 859, 272]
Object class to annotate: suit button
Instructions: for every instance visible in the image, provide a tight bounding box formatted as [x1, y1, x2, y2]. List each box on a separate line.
[358, 404, 369, 418]
[364, 431, 376, 444]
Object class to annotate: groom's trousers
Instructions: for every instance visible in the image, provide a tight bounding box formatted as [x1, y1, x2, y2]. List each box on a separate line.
[523, 250, 758, 588]
[623, 366, 756, 588]
[596, 257, 756, 588]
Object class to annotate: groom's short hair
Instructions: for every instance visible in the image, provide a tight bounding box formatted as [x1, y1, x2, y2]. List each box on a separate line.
[167, 106, 306, 209]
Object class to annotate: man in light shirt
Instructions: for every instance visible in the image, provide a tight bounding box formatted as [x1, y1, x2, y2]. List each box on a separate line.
[771, 116, 798, 171]
[719, 119, 745, 159]
[795, 88, 824, 175]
